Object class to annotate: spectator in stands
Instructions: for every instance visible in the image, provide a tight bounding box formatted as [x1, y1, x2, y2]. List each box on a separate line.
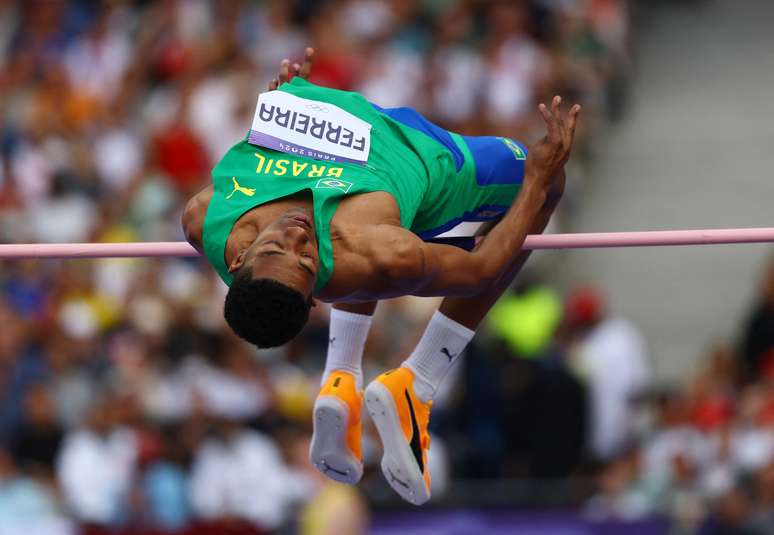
[750, 461, 774, 533]
[584, 446, 655, 521]
[566, 285, 651, 461]
[9, 383, 63, 479]
[0, 447, 69, 534]
[136, 423, 192, 530]
[698, 487, 765, 535]
[740, 254, 774, 381]
[188, 419, 311, 531]
[0, 298, 49, 445]
[482, 0, 552, 139]
[56, 392, 138, 526]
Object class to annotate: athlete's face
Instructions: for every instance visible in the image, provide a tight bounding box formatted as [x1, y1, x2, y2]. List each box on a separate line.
[231, 209, 319, 298]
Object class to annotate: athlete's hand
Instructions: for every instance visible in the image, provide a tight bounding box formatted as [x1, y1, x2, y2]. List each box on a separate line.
[525, 96, 580, 193]
[267, 47, 315, 91]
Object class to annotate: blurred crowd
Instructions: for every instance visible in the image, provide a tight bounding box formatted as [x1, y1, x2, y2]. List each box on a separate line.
[1, 1, 767, 535]
[581, 257, 774, 535]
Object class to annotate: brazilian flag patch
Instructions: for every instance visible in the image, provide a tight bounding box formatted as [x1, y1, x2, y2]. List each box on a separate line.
[501, 137, 526, 160]
[315, 178, 353, 193]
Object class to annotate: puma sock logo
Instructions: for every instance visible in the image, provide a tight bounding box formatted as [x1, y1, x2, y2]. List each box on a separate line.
[440, 347, 457, 362]
[329, 337, 336, 346]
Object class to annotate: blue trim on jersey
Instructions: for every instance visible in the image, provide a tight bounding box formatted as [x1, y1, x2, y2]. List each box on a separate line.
[461, 136, 528, 186]
[417, 204, 509, 240]
[371, 104, 465, 172]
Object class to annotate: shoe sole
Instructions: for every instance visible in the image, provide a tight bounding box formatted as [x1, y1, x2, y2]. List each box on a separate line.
[365, 381, 430, 505]
[309, 395, 363, 484]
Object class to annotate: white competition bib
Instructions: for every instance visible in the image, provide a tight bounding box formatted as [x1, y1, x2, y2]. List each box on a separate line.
[248, 90, 372, 165]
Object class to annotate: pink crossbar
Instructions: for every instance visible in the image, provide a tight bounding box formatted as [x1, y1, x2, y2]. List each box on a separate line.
[0, 227, 772, 259]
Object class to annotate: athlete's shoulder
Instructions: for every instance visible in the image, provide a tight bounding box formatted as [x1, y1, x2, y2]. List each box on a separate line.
[182, 185, 214, 253]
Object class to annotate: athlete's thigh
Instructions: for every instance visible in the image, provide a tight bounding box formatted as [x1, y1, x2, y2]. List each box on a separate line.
[458, 134, 528, 189]
[374, 103, 528, 189]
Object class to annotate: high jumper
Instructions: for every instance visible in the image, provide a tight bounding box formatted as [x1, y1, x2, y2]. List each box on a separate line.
[179, 47, 578, 505]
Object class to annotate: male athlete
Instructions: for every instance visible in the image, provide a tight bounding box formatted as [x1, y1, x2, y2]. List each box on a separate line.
[182, 49, 580, 505]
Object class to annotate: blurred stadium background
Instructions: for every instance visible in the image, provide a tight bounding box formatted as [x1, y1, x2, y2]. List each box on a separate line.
[0, 0, 772, 534]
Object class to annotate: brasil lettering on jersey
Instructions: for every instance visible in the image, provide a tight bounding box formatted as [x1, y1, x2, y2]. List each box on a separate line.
[249, 90, 372, 165]
[253, 153, 345, 178]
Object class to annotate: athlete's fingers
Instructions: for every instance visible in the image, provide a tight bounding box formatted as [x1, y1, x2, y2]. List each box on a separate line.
[298, 47, 314, 79]
[292, 63, 301, 76]
[538, 103, 554, 134]
[538, 102, 552, 124]
[551, 95, 562, 122]
[279, 59, 290, 84]
[539, 102, 561, 143]
[268, 78, 279, 91]
[566, 104, 581, 141]
[553, 95, 569, 140]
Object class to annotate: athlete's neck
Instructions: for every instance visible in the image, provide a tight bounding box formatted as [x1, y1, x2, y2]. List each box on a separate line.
[224, 195, 315, 266]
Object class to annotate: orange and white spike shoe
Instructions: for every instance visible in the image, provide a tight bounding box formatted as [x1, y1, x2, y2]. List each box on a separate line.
[309, 371, 364, 484]
[365, 367, 432, 505]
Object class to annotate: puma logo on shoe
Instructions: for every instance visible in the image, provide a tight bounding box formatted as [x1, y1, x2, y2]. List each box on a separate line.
[404, 390, 425, 473]
[440, 347, 457, 362]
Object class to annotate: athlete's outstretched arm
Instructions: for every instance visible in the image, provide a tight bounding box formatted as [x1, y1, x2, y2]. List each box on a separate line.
[436, 172, 564, 330]
[368, 189, 556, 298]
[405, 98, 579, 297]
[469, 97, 578, 281]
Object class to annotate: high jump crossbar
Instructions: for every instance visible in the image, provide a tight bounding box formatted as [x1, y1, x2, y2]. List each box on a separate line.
[0, 227, 772, 259]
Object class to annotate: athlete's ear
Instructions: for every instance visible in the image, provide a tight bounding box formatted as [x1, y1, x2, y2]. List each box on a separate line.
[228, 250, 248, 273]
[308, 296, 318, 308]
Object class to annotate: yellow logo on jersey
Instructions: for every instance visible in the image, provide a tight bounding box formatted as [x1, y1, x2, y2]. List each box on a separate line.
[226, 177, 256, 199]
[255, 153, 344, 179]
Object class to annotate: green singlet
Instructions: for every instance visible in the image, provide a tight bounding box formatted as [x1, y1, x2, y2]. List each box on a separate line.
[202, 77, 526, 294]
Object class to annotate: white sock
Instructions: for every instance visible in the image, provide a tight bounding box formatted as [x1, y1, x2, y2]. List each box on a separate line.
[402, 310, 475, 402]
[322, 308, 373, 390]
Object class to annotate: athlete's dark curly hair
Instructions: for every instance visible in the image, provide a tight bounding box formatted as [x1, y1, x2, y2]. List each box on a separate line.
[224, 268, 311, 348]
